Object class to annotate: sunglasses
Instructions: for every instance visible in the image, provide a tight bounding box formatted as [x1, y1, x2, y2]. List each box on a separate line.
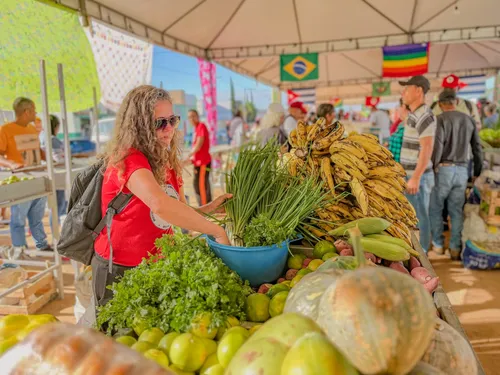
[155, 115, 180, 130]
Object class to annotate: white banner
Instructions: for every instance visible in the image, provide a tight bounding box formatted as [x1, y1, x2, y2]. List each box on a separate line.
[86, 21, 153, 112]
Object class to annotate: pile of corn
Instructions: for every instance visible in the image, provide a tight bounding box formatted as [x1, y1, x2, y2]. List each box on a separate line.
[283, 118, 418, 246]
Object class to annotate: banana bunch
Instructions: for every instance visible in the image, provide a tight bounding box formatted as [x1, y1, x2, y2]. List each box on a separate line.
[283, 119, 418, 246]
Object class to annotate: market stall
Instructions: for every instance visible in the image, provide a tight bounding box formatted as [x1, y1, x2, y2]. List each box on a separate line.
[0, 118, 485, 375]
[0, 61, 65, 315]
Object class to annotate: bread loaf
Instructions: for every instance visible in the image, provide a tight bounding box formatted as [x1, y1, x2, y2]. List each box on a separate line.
[0, 323, 174, 375]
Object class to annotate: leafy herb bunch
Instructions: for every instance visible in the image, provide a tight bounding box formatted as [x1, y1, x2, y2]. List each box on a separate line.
[97, 233, 252, 334]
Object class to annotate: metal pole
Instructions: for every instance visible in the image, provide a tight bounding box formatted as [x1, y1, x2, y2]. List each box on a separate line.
[40, 60, 65, 300]
[57, 64, 72, 202]
[92, 87, 101, 154]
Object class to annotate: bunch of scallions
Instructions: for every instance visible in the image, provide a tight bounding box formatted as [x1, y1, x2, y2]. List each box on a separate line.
[224, 141, 342, 247]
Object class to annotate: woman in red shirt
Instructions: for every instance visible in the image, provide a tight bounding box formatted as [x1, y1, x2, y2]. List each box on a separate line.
[92, 85, 230, 307]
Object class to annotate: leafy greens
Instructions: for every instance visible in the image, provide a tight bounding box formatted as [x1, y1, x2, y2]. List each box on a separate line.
[96, 233, 252, 335]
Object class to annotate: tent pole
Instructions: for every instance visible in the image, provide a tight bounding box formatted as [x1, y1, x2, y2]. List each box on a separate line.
[92, 87, 100, 154]
[40, 59, 65, 300]
[494, 69, 499, 103]
[57, 64, 72, 203]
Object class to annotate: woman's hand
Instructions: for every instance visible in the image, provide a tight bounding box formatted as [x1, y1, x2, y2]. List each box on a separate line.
[214, 226, 230, 245]
[200, 194, 233, 214]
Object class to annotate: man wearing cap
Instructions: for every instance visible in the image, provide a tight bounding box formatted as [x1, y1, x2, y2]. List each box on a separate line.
[430, 90, 483, 260]
[283, 101, 307, 137]
[431, 75, 480, 128]
[399, 75, 436, 253]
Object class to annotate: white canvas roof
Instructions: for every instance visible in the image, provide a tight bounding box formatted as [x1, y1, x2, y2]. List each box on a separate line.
[55, 0, 500, 98]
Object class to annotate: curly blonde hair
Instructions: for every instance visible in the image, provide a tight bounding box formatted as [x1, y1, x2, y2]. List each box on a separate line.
[101, 85, 182, 183]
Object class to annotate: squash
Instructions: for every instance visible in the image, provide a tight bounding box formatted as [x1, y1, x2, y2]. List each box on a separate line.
[316, 266, 436, 375]
[283, 268, 345, 321]
[407, 362, 446, 375]
[421, 318, 478, 375]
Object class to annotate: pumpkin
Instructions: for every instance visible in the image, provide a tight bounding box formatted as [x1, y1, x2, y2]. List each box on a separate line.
[407, 362, 446, 375]
[283, 268, 345, 320]
[421, 318, 478, 375]
[316, 267, 436, 375]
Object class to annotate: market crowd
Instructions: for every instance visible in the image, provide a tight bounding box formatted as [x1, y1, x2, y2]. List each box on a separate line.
[0, 76, 491, 265]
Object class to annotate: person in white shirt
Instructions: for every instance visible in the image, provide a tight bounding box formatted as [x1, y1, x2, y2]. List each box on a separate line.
[229, 111, 245, 147]
[369, 106, 391, 142]
[283, 101, 307, 137]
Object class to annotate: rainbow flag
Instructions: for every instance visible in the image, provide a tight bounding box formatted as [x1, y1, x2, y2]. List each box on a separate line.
[382, 43, 429, 78]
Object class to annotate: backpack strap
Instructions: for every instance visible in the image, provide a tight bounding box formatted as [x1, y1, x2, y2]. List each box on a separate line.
[92, 192, 133, 272]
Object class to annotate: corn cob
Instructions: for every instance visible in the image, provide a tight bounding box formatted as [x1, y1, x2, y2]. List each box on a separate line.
[348, 237, 410, 261]
[366, 234, 420, 258]
[328, 217, 391, 236]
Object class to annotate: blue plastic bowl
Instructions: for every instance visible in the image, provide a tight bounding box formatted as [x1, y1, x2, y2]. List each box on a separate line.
[206, 237, 291, 287]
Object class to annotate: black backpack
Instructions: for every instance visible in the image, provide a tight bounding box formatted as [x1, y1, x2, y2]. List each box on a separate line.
[57, 160, 132, 269]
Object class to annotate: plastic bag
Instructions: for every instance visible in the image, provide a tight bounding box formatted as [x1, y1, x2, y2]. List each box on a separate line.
[462, 204, 500, 247]
[74, 266, 92, 321]
[462, 240, 500, 270]
[0, 323, 173, 375]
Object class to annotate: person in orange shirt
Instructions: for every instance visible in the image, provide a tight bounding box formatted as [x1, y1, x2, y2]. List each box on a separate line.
[0, 97, 51, 258]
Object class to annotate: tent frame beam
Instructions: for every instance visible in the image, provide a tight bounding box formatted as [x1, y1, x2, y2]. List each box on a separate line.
[162, 0, 207, 33]
[276, 68, 497, 90]
[209, 26, 500, 59]
[361, 0, 407, 33]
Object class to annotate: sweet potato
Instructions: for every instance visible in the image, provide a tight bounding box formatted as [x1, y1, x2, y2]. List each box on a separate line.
[389, 261, 410, 275]
[258, 283, 272, 294]
[285, 269, 298, 280]
[410, 267, 433, 284]
[334, 239, 352, 252]
[409, 256, 421, 271]
[339, 248, 354, 256]
[364, 252, 377, 263]
[424, 277, 439, 294]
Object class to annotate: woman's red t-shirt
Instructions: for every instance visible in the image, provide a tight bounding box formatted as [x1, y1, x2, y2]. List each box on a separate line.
[94, 149, 183, 267]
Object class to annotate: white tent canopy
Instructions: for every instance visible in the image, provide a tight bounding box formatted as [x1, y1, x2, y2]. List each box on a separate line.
[54, 0, 500, 98]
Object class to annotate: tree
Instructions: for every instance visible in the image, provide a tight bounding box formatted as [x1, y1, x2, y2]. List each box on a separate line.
[245, 91, 257, 123]
[230, 78, 238, 115]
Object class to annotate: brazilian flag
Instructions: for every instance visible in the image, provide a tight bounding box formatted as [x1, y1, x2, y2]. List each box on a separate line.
[280, 53, 319, 82]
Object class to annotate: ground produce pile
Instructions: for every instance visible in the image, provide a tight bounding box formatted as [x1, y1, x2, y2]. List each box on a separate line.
[286, 118, 418, 246]
[0, 230, 478, 375]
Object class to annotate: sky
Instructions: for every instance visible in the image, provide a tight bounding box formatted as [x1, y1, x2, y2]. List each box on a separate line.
[151, 46, 275, 110]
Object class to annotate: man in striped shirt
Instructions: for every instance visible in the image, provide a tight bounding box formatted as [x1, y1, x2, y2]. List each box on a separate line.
[399, 76, 436, 253]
